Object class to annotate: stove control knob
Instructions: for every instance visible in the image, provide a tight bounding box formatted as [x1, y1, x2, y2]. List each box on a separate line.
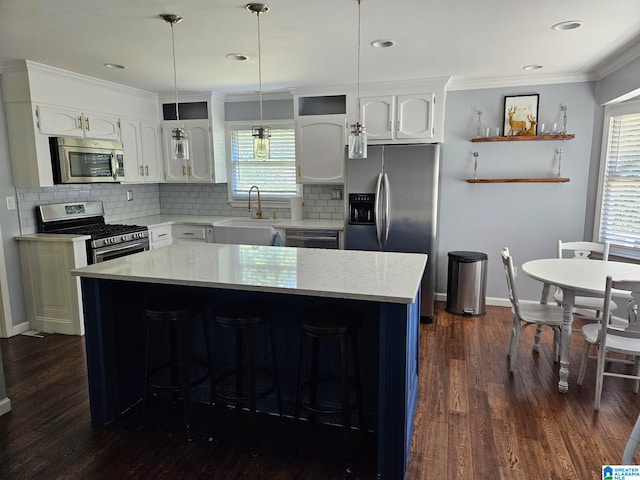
[122, 235, 127, 242]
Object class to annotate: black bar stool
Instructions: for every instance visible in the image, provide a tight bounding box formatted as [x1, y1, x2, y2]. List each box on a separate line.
[209, 300, 282, 451]
[294, 306, 365, 471]
[141, 296, 211, 441]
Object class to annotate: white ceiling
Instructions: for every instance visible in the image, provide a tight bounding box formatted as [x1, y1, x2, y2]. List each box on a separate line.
[1, 0, 640, 96]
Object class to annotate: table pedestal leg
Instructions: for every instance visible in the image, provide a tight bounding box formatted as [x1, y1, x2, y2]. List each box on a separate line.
[558, 289, 575, 393]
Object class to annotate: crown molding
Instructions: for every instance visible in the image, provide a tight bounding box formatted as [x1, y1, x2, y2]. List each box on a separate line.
[595, 42, 640, 80]
[1, 59, 160, 100]
[447, 72, 594, 91]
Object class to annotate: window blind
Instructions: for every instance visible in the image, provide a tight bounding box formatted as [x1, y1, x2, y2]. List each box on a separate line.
[598, 112, 640, 250]
[229, 127, 297, 201]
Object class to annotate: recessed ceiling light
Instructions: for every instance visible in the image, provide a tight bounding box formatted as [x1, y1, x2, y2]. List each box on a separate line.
[522, 64, 543, 71]
[371, 39, 396, 48]
[226, 53, 249, 61]
[551, 20, 583, 31]
[104, 63, 126, 70]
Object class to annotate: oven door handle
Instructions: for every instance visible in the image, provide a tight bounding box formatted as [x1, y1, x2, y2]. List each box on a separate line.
[97, 242, 146, 255]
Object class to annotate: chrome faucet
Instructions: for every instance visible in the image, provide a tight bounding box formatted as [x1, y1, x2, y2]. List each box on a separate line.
[248, 185, 263, 219]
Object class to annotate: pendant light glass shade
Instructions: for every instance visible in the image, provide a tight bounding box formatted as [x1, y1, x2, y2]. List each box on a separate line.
[349, 122, 367, 159]
[162, 14, 190, 161]
[248, 3, 271, 160]
[348, 0, 367, 159]
[252, 126, 271, 159]
[172, 127, 189, 160]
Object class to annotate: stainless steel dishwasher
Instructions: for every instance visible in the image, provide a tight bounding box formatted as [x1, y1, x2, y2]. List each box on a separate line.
[285, 229, 340, 249]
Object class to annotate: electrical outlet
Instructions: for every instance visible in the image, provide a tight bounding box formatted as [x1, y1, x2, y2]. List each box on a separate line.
[126, 190, 133, 201]
[6, 196, 16, 210]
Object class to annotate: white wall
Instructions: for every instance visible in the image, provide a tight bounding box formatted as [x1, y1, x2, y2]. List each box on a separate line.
[439, 82, 598, 303]
[0, 81, 26, 335]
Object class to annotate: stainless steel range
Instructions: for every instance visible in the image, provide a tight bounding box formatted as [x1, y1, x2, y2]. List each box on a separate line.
[36, 201, 149, 263]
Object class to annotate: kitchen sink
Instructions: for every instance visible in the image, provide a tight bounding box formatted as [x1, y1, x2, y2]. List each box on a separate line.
[212, 218, 279, 246]
[214, 218, 280, 227]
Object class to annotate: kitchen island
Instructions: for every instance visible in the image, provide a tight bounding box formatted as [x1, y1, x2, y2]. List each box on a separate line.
[72, 243, 426, 480]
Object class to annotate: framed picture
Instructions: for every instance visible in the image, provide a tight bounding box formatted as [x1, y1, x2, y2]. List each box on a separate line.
[503, 94, 539, 136]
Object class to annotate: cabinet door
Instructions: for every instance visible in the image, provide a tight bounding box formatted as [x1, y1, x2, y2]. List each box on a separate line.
[185, 121, 213, 182]
[162, 123, 188, 182]
[140, 122, 164, 182]
[83, 112, 120, 140]
[360, 96, 394, 141]
[37, 105, 84, 137]
[120, 119, 144, 182]
[396, 93, 434, 140]
[296, 114, 346, 184]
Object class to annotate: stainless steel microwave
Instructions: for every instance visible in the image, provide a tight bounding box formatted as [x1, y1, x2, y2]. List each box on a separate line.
[50, 137, 125, 184]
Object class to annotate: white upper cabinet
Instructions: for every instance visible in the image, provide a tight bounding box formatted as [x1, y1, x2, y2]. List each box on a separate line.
[37, 106, 121, 140]
[360, 93, 434, 143]
[296, 114, 346, 184]
[360, 96, 394, 141]
[1, 60, 160, 187]
[121, 119, 164, 183]
[162, 120, 213, 183]
[292, 93, 347, 184]
[160, 93, 227, 184]
[356, 77, 450, 144]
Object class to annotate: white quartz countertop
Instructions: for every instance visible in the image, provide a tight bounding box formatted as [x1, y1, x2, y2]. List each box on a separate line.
[15, 233, 90, 243]
[72, 243, 426, 304]
[121, 214, 343, 231]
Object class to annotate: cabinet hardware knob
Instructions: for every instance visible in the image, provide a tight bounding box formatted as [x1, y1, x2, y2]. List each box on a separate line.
[140, 165, 144, 175]
[145, 165, 149, 176]
[77, 116, 83, 129]
[182, 166, 186, 176]
[85, 117, 90, 131]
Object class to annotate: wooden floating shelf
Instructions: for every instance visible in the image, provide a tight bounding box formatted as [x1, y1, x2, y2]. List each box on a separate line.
[471, 134, 575, 142]
[467, 177, 571, 184]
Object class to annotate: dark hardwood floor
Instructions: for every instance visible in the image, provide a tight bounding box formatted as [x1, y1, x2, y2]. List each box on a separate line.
[1, 302, 640, 479]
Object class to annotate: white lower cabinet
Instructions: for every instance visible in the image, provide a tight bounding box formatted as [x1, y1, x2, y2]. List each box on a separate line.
[148, 224, 173, 249]
[18, 237, 88, 336]
[172, 224, 213, 243]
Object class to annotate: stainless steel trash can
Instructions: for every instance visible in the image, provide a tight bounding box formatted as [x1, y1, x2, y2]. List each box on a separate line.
[446, 251, 487, 316]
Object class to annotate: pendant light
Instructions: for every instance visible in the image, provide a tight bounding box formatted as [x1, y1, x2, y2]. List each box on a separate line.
[348, 0, 367, 159]
[161, 14, 189, 161]
[247, 3, 271, 160]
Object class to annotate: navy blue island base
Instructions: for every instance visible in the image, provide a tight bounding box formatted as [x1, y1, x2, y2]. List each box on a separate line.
[74, 244, 424, 479]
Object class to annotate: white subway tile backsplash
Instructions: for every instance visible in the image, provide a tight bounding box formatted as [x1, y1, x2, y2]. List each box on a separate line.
[15, 182, 344, 234]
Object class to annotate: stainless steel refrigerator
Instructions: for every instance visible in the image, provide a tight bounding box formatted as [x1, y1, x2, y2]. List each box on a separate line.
[344, 143, 441, 321]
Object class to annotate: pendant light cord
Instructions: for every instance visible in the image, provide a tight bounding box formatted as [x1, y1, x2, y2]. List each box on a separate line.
[170, 21, 180, 127]
[357, 0, 361, 124]
[257, 10, 264, 127]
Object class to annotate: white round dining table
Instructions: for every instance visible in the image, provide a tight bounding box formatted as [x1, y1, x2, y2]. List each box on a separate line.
[521, 258, 640, 393]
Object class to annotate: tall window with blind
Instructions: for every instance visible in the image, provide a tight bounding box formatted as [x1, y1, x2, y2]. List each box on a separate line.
[227, 121, 298, 203]
[596, 101, 640, 254]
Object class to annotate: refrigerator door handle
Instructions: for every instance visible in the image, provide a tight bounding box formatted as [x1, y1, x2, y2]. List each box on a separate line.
[382, 173, 391, 247]
[374, 172, 384, 248]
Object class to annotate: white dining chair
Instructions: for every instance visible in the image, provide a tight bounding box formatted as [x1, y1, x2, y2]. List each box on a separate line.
[501, 247, 565, 373]
[554, 240, 617, 321]
[577, 276, 640, 410]
[623, 411, 640, 464]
